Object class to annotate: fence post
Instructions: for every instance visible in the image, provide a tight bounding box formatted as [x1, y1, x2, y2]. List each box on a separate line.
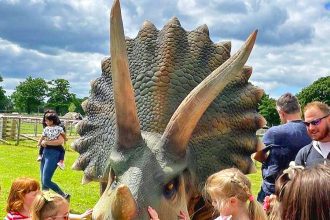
[16, 117, 21, 146]
[70, 121, 73, 136]
[34, 119, 38, 137]
[10, 119, 16, 139]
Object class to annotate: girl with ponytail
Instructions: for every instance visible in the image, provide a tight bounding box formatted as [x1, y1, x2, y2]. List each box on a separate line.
[204, 168, 267, 220]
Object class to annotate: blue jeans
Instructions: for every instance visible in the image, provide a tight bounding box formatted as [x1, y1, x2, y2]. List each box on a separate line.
[257, 186, 267, 203]
[40, 148, 65, 196]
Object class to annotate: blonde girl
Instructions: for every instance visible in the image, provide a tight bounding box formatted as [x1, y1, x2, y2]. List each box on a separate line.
[204, 168, 267, 220]
[31, 191, 92, 220]
[5, 177, 40, 220]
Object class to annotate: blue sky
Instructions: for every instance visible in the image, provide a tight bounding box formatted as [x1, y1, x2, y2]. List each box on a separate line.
[0, 0, 329, 99]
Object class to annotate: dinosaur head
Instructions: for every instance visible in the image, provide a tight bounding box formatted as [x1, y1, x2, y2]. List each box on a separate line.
[73, 0, 263, 219]
[92, 131, 189, 219]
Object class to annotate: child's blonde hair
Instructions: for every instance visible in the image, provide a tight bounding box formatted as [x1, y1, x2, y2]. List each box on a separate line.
[31, 191, 68, 220]
[6, 177, 40, 212]
[204, 168, 267, 220]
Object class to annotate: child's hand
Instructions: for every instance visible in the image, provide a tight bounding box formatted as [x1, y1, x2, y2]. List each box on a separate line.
[80, 209, 93, 219]
[147, 206, 159, 220]
[68, 209, 92, 220]
[178, 210, 190, 220]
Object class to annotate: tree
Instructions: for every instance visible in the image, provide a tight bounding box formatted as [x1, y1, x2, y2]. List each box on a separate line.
[11, 76, 48, 114]
[0, 76, 13, 112]
[0, 75, 7, 110]
[68, 102, 76, 112]
[297, 76, 330, 108]
[46, 79, 75, 115]
[258, 94, 280, 126]
[71, 97, 87, 115]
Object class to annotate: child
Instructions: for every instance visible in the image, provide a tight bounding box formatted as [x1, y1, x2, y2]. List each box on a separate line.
[31, 191, 92, 220]
[263, 163, 304, 220]
[5, 177, 40, 220]
[37, 113, 67, 170]
[204, 168, 267, 220]
[281, 164, 330, 220]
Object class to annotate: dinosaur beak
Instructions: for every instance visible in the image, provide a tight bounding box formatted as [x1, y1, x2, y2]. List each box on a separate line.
[92, 184, 138, 220]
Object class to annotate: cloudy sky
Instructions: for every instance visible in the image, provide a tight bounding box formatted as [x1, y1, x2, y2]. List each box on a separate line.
[0, 0, 329, 99]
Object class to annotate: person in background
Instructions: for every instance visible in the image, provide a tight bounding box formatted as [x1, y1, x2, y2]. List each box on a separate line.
[37, 113, 66, 170]
[295, 101, 330, 166]
[281, 164, 330, 220]
[203, 168, 267, 220]
[254, 93, 311, 202]
[5, 177, 40, 220]
[39, 111, 70, 200]
[31, 191, 92, 220]
[263, 163, 304, 220]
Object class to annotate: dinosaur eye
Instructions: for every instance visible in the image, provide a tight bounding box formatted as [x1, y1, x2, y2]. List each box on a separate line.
[163, 177, 179, 199]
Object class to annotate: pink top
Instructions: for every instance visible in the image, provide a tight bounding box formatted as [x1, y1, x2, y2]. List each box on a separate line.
[5, 211, 30, 220]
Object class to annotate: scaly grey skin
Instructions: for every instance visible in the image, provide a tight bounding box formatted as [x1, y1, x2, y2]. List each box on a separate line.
[72, 0, 265, 219]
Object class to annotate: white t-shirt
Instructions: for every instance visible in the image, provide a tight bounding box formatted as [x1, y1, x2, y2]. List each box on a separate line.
[317, 141, 330, 158]
[214, 216, 232, 220]
[42, 125, 64, 140]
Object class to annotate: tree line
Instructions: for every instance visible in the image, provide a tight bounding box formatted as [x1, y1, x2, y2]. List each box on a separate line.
[0, 75, 329, 122]
[259, 76, 329, 126]
[0, 76, 86, 116]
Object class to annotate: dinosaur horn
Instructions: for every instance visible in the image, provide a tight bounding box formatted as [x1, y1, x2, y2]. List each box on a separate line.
[92, 184, 137, 220]
[110, 0, 142, 148]
[162, 30, 258, 157]
[111, 185, 138, 219]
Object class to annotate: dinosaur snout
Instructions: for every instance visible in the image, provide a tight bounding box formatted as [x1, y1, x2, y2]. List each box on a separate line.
[92, 184, 138, 220]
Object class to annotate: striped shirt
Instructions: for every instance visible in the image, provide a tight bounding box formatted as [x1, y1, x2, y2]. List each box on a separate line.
[4, 211, 30, 220]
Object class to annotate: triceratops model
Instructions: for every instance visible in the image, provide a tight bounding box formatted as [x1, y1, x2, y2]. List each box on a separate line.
[72, 0, 265, 219]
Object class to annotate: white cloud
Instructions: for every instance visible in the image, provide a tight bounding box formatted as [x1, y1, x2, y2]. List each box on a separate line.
[0, 0, 329, 100]
[0, 37, 104, 98]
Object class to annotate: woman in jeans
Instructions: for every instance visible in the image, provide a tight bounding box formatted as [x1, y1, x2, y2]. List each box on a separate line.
[40, 110, 70, 200]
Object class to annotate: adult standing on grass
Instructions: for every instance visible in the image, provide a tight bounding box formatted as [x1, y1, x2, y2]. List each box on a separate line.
[39, 109, 70, 200]
[295, 101, 330, 167]
[37, 113, 67, 170]
[253, 93, 311, 203]
[5, 177, 40, 220]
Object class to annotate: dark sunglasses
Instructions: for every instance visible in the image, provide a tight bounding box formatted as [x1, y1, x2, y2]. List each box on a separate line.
[303, 114, 329, 126]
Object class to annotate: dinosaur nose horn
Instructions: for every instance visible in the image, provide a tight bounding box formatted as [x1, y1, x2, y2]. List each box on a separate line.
[111, 185, 138, 219]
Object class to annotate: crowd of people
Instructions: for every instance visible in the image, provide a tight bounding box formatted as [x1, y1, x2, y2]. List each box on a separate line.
[1, 97, 329, 219]
[147, 96, 330, 219]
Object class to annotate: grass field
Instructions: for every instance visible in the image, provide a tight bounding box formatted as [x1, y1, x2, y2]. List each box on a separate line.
[0, 141, 99, 217]
[0, 141, 262, 217]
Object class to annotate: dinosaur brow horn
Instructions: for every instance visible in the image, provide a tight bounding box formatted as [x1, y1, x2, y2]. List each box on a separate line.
[110, 0, 142, 149]
[161, 30, 258, 158]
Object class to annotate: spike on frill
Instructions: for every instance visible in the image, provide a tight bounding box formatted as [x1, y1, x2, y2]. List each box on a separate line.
[195, 24, 209, 36]
[164, 17, 181, 28]
[141, 20, 157, 31]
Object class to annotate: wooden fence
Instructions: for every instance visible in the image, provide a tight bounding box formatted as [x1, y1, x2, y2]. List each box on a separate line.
[0, 115, 81, 145]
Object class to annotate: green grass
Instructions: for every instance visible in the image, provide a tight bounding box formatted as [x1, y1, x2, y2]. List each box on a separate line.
[0, 142, 99, 216]
[0, 141, 263, 217]
[247, 162, 263, 196]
